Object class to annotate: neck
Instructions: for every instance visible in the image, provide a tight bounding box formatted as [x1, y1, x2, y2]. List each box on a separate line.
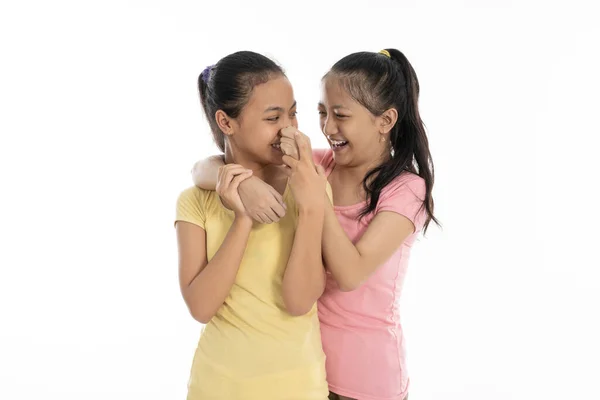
[224, 144, 281, 184]
[333, 148, 391, 186]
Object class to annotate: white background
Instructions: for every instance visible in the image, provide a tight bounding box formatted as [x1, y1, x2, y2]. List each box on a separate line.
[1, 1, 599, 399]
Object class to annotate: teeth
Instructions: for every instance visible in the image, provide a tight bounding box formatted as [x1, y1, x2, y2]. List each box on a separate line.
[331, 140, 348, 147]
[272, 143, 281, 148]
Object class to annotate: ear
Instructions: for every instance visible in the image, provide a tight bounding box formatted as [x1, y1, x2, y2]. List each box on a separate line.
[215, 110, 236, 136]
[378, 108, 398, 135]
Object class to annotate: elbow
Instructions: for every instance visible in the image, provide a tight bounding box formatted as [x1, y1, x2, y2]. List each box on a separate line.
[337, 277, 364, 292]
[283, 298, 314, 317]
[189, 306, 215, 324]
[282, 289, 316, 316]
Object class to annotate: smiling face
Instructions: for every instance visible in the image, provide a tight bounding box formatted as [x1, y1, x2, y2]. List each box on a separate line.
[222, 75, 298, 166]
[318, 77, 389, 168]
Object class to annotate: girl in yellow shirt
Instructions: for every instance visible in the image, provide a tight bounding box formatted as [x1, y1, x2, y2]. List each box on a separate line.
[175, 51, 329, 399]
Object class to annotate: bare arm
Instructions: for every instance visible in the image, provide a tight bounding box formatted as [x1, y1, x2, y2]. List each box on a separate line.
[191, 156, 286, 224]
[282, 208, 326, 315]
[177, 217, 252, 323]
[280, 129, 420, 292]
[281, 129, 327, 315]
[176, 165, 253, 323]
[322, 202, 415, 291]
[191, 155, 223, 189]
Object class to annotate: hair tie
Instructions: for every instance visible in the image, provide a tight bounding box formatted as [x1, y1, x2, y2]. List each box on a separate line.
[378, 49, 391, 58]
[201, 64, 215, 83]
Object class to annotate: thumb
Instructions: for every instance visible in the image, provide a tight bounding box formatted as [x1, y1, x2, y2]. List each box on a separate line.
[315, 165, 325, 176]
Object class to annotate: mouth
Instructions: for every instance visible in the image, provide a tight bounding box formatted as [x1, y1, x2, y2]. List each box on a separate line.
[271, 142, 282, 152]
[329, 139, 349, 150]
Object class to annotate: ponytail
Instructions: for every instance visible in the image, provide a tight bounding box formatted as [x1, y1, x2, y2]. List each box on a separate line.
[197, 51, 285, 153]
[325, 49, 439, 232]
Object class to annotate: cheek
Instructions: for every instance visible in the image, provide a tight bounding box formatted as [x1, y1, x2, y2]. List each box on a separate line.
[253, 122, 280, 144]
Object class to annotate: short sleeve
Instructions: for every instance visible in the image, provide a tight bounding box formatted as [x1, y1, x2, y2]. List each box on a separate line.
[312, 148, 335, 177]
[175, 187, 207, 229]
[377, 174, 427, 232]
[312, 148, 333, 166]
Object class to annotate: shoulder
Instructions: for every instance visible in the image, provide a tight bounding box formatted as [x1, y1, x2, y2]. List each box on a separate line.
[176, 186, 220, 225]
[376, 172, 427, 231]
[177, 186, 213, 205]
[380, 172, 426, 200]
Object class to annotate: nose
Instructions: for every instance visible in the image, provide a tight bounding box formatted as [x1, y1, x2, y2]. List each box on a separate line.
[280, 114, 298, 130]
[322, 115, 338, 137]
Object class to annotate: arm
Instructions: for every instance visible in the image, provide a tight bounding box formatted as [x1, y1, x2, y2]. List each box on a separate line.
[191, 155, 223, 189]
[282, 208, 326, 316]
[176, 165, 253, 323]
[321, 180, 424, 291]
[191, 156, 286, 224]
[281, 129, 327, 315]
[177, 217, 253, 323]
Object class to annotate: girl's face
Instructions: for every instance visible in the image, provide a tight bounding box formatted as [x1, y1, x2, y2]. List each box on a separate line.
[228, 75, 297, 166]
[318, 78, 390, 168]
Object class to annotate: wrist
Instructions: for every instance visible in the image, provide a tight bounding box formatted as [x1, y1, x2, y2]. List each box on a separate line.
[233, 213, 253, 228]
[298, 204, 325, 218]
[239, 175, 258, 188]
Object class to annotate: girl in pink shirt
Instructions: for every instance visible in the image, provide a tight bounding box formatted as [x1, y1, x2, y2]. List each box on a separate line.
[192, 48, 438, 400]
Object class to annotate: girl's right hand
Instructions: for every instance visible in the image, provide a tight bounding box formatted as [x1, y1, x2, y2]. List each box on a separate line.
[216, 164, 253, 218]
[282, 130, 327, 213]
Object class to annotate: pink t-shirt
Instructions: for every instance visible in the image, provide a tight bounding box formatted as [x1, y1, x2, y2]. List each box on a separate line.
[313, 149, 427, 400]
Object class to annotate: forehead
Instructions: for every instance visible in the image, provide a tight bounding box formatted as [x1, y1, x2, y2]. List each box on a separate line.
[245, 75, 294, 110]
[320, 77, 358, 108]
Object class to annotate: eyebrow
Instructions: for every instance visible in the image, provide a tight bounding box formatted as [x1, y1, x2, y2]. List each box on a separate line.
[317, 102, 348, 110]
[264, 101, 297, 113]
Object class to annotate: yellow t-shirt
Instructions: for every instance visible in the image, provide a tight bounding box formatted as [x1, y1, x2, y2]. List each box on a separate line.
[176, 185, 329, 400]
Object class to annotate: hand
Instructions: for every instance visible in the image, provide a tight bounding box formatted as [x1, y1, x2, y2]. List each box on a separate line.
[216, 164, 253, 218]
[282, 129, 327, 212]
[280, 126, 299, 161]
[238, 176, 287, 224]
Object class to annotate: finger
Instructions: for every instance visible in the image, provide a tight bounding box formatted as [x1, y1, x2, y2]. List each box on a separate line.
[223, 165, 251, 178]
[271, 202, 286, 218]
[229, 171, 253, 191]
[315, 165, 325, 176]
[282, 154, 299, 169]
[280, 141, 297, 158]
[294, 132, 313, 162]
[280, 137, 299, 159]
[252, 212, 267, 224]
[258, 212, 273, 224]
[222, 166, 251, 190]
[280, 126, 297, 139]
[262, 210, 277, 224]
[269, 188, 285, 209]
[217, 166, 233, 194]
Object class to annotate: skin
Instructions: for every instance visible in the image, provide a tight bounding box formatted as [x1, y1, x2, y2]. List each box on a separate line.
[192, 76, 417, 291]
[176, 75, 327, 323]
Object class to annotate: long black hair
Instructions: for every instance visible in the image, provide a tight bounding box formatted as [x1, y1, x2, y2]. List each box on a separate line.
[198, 51, 284, 152]
[325, 49, 438, 232]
